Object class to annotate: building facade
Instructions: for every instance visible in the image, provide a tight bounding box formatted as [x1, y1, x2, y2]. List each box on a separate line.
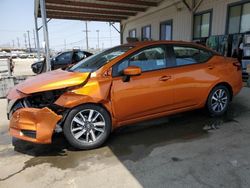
[121, 0, 250, 45]
[121, 0, 250, 77]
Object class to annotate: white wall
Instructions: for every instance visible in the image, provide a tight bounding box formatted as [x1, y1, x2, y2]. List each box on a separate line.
[121, 0, 240, 43]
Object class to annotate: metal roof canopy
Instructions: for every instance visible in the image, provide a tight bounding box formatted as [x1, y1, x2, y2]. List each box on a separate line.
[34, 0, 163, 71]
[37, 0, 163, 22]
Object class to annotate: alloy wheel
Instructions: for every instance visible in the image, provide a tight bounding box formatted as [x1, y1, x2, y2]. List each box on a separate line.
[70, 109, 106, 143]
[211, 89, 228, 113]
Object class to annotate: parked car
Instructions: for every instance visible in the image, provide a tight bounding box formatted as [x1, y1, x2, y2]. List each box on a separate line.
[19, 53, 29, 59]
[31, 50, 93, 74]
[27, 54, 36, 59]
[7, 41, 242, 150]
[0, 51, 11, 59]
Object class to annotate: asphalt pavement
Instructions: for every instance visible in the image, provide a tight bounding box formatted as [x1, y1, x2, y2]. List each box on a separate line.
[0, 87, 250, 188]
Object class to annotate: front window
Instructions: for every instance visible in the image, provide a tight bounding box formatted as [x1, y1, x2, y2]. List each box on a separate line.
[141, 25, 151, 41]
[69, 46, 133, 73]
[193, 11, 212, 39]
[227, 2, 250, 34]
[113, 46, 169, 76]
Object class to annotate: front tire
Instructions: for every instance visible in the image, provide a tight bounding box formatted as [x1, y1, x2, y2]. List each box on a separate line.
[63, 104, 111, 150]
[207, 85, 231, 117]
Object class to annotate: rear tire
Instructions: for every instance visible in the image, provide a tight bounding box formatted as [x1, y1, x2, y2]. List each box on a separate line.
[207, 85, 231, 117]
[63, 104, 111, 150]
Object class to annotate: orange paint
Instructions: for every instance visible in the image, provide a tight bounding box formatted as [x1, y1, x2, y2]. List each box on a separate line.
[9, 107, 62, 143]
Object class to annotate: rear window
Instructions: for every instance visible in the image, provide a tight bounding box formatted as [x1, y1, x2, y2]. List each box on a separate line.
[173, 46, 213, 66]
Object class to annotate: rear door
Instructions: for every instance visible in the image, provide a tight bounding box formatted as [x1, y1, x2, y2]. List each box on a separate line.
[169, 45, 216, 108]
[111, 45, 175, 121]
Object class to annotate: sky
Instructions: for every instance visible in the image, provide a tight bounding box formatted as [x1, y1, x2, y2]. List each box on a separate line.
[0, 0, 121, 51]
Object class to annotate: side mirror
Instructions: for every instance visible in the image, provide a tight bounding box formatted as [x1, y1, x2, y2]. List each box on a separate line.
[123, 66, 141, 76]
[122, 66, 141, 82]
[53, 57, 57, 62]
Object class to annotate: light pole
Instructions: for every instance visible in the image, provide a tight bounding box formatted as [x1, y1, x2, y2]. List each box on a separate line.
[16, 37, 20, 48]
[96, 30, 100, 50]
[33, 29, 37, 49]
[83, 21, 90, 50]
[23, 33, 27, 49]
[27, 30, 31, 52]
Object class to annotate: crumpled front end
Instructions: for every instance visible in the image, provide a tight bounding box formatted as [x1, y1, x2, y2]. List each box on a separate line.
[6, 70, 113, 144]
[9, 107, 62, 144]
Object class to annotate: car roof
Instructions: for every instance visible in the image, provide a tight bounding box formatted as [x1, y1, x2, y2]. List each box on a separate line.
[58, 50, 92, 54]
[120, 40, 220, 55]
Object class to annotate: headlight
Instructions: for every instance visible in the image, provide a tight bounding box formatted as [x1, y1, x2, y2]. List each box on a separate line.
[7, 99, 19, 119]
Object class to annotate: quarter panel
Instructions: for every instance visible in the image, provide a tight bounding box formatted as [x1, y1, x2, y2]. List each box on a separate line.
[171, 56, 222, 108]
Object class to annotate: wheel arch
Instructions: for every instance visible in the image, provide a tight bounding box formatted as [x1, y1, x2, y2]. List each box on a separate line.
[214, 82, 233, 101]
[59, 101, 113, 128]
[207, 82, 233, 103]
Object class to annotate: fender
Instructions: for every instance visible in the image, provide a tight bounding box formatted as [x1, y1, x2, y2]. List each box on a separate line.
[54, 76, 118, 126]
[55, 77, 112, 108]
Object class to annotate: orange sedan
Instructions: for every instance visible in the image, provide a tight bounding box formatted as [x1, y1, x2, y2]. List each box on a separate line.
[7, 41, 242, 149]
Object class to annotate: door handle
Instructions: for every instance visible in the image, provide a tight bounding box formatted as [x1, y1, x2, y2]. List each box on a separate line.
[208, 65, 214, 69]
[159, 76, 171, 81]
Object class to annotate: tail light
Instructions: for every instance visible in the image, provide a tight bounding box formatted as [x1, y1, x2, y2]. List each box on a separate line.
[233, 62, 241, 71]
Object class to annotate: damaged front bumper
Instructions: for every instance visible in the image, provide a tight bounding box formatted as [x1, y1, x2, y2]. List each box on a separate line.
[9, 107, 62, 144]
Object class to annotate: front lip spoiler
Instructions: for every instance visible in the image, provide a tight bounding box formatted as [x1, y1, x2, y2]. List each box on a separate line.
[9, 107, 62, 144]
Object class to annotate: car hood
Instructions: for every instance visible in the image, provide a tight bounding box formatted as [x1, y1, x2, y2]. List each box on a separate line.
[12, 69, 90, 95]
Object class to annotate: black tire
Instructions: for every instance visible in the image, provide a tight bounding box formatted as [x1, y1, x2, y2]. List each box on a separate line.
[207, 85, 231, 117]
[63, 104, 111, 150]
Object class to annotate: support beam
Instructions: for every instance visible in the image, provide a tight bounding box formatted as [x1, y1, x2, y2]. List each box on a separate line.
[97, 0, 158, 6]
[43, 10, 128, 20]
[34, 17, 41, 61]
[40, 0, 51, 71]
[182, 0, 192, 12]
[46, 0, 146, 12]
[45, 14, 121, 22]
[190, 0, 194, 41]
[34, 0, 41, 61]
[193, 0, 203, 13]
[45, 4, 137, 16]
[38, 18, 52, 31]
[182, 0, 204, 41]
[182, 0, 203, 13]
[120, 24, 124, 44]
[109, 22, 120, 34]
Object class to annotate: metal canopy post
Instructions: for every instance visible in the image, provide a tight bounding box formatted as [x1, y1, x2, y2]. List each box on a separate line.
[34, 0, 41, 61]
[34, 17, 41, 61]
[40, 0, 51, 71]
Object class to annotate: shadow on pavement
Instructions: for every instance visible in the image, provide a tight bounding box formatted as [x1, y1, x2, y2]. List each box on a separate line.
[10, 101, 245, 171]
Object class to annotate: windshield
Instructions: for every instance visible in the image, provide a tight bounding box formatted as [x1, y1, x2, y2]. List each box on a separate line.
[69, 46, 133, 72]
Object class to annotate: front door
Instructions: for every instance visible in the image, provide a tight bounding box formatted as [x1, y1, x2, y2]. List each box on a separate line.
[111, 45, 175, 121]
